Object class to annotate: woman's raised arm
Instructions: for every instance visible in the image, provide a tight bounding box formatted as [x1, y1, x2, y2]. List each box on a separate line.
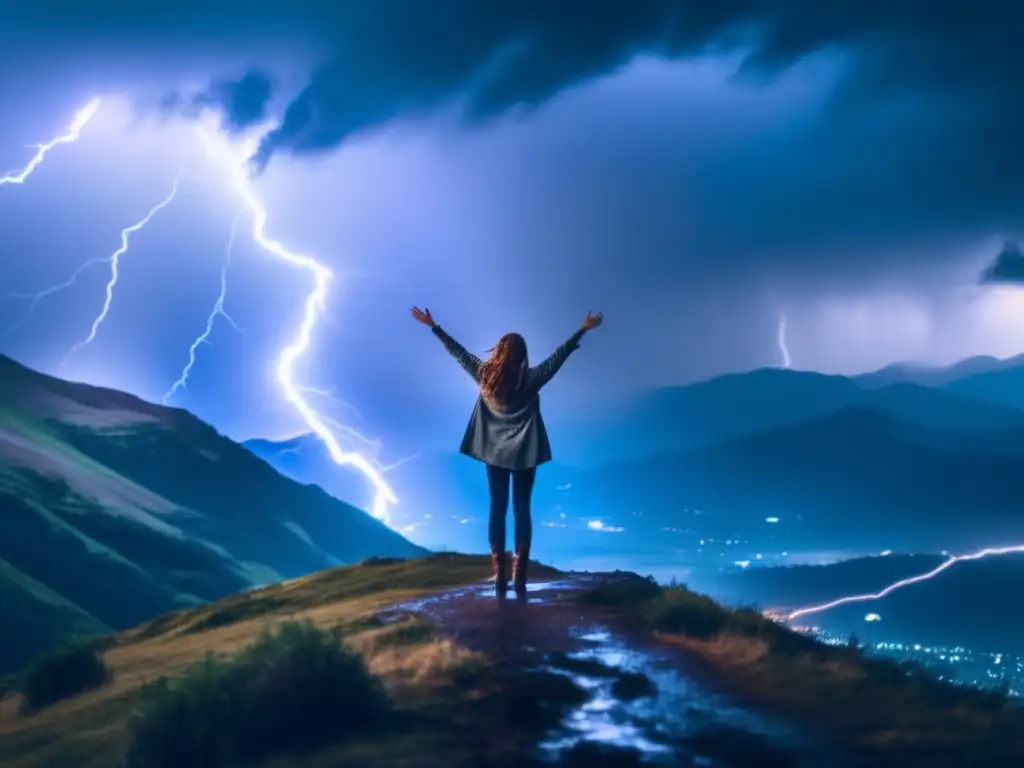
[412, 307, 482, 381]
[528, 311, 604, 391]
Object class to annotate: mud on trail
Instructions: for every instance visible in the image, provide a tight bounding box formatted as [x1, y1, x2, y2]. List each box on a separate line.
[381, 575, 852, 768]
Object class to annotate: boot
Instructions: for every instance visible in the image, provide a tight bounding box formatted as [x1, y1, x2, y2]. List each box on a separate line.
[512, 546, 530, 597]
[491, 546, 508, 596]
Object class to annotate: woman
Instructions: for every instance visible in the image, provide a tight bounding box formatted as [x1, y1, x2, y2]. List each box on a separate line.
[411, 306, 604, 596]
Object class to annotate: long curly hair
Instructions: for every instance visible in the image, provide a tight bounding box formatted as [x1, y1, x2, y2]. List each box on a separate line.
[479, 333, 528, 404]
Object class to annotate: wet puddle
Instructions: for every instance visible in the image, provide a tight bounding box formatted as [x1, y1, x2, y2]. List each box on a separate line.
[538, 626, 845, 766]
[387, 579, 852, 767]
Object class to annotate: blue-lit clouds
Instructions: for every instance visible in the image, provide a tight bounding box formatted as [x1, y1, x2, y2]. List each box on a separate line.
[980, 242, 1024, 286]
[1, 2, 1024, 445]
[162, 72, 276, 134]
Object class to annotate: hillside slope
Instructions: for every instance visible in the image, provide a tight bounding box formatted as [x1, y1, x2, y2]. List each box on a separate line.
[2, 556, 1021, 767]
[0, 354, 425, 673]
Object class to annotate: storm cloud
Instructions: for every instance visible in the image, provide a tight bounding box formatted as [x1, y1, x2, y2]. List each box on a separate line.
[2, 0, 1024, 417]
[4, 3, 1023, 167]
[161, 71, 275, 132]
[980, 242, 1024, 286]
[195, 71, 275, 133]
[0, 0, 1016, 273]
[192, 1, 1024, 181]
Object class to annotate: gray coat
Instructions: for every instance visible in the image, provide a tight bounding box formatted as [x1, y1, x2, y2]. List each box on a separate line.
[432, 326, 586, 470]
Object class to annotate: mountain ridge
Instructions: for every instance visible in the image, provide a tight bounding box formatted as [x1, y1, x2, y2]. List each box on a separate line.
[0, 352, 425, 673]
[855, 353, 1024, 388]
[557, 365, 1024, 465]
[572, 403, 1024, 553]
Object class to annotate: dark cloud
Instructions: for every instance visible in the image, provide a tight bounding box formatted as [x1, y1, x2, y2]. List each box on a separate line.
[4, 3, 1024, 175]
[159, 71, 275, 132]
[247, 1, 741, 168]
[224, 2, 1023, 177]
[196, 71, 275, 132]
[980, 242, 1024, 286]
[2, 2, 1023, 269]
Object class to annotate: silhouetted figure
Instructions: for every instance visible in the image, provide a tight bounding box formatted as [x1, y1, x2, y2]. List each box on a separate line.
[412, 306, 604, 596]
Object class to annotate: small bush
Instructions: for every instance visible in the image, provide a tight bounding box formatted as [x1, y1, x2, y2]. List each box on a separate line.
[723, 608, 770, 639]
[124, 620, 390, 767]
[578, 578, 729, 638]
[578, 575, 662, 608]
[645, 589, 727, 639]
[17, 637, 111, 713]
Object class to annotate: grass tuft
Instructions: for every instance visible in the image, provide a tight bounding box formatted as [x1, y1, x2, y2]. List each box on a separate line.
[17, 637, 111, 714]
[123, 620, 389, 767]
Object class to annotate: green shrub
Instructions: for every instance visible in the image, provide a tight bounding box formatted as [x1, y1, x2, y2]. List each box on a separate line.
[124, 620, 389, 767]
[17, 637, 111, 713]
[578, 578, 730, 638]
[578, 575, 662, 608]
[645, 588, 727, 639]
[722, 607, 767, 639]
[721, 611, 820, 657]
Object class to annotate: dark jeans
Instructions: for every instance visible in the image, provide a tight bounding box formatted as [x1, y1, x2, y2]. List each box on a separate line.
[486, 464, 537, 553]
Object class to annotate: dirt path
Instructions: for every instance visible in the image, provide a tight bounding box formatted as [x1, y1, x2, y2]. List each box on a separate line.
[382, 576, 857, 767]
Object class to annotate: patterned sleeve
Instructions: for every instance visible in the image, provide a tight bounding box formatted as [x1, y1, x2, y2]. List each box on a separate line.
[432, 326, 482, 382]
[528, 329, 586, 391]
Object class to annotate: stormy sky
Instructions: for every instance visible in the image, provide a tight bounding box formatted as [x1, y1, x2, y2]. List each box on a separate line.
[1, 1, 1023, 455]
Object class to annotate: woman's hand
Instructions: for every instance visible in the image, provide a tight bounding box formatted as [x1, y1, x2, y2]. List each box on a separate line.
[580, 311, 604, 332]
[411, 306, 437, 328]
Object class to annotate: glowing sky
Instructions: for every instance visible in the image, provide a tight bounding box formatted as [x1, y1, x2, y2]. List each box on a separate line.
[2, 2, 1023, 456]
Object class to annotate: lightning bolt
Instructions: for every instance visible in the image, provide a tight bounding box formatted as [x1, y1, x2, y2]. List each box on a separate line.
[62, 175, 182, 364]
[2, 256, 112, 336]
[300, 383, 364, 421]
[0, 98, 100, 186]
[162, 210, 245, 404]
[377, 453, 421, 473]
[777, 313, 792, 369]
[196, 122, 399, 522]
[786, 544, 1024, 622]
[318, 413, 421, 474]
[3, 98, 404, 526]
[0, 98, 105, 335]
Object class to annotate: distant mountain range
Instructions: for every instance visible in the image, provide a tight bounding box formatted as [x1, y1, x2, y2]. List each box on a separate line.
[568, 404, 1024, 553]
[247, 356, 1024, 562]
[243, 436, 585, 556]
[560, 364, 1024, 464]
[0, 354, 424, 674]
[692, 552, 1024, 655]
[243, 436, 487, 553]
[943, 365, 1024, 412]
[853, 354, 1024, 389]
[686, 552, 949, 611]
